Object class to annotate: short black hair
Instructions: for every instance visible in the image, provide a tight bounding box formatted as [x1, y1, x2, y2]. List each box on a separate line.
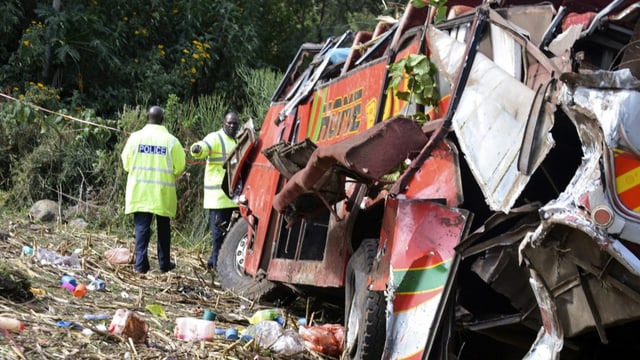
[148, 106, 164, 124]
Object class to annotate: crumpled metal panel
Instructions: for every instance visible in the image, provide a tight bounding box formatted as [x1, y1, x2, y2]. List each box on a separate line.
[428, 25, 555, 213]
[379, 198, 469, 360]
[262, 139, 317, 179]
[272, 116, 427, 213]
[522, 270, 563, 360]
[560, 69, 640, 156]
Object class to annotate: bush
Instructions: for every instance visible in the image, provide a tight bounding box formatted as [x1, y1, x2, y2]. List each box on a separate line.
[1, 65, 280, 247]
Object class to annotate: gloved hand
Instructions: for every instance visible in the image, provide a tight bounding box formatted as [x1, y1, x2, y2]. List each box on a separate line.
[190, 144, 202, 154]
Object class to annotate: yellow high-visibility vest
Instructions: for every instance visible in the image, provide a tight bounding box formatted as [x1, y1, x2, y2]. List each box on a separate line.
[191, 129, 238, 209]
[121, 124, 186, 217]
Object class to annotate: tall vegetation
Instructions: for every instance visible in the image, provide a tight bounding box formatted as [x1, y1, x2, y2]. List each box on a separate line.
[0, 0, 385, 117]
[0, 0, 405, 245]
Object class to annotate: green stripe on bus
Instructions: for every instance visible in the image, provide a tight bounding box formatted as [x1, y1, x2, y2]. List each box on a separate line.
[392, 261, 451, 294]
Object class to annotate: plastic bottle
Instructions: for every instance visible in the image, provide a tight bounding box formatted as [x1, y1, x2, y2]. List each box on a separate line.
[83, 314, 109, 321]
[0, 317, 25, 332]
[22, 246, 34, 256]
[203, 309, 216, 321]
[61, 275, 78, 287]
[174, 317, 216, 341]
[88, 279, 106, 291]
[61, 282, 76, 291]
[73, 283, 87, 297]
[225, 328, 239, 340]
[249, 309, 279, 324]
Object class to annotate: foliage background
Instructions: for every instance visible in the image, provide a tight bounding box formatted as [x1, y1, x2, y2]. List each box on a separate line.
[0, 0, 398, 246]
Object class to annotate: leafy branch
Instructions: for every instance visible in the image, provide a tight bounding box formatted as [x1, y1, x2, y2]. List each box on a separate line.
[387, 53, 439, 124]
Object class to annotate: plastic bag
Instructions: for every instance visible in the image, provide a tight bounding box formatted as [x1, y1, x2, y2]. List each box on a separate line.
[298, 323, 345, 357]
[103, 248, 132, 264]
[36, 247, 81, 268]
[246, 320, 305, 356]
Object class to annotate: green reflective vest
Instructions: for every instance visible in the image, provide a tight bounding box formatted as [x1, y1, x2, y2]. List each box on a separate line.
[121, 124, 186, 217]
[190, 129, 238, 209]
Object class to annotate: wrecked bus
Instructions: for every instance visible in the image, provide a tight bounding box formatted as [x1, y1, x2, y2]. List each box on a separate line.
[218, 0, 640, 358]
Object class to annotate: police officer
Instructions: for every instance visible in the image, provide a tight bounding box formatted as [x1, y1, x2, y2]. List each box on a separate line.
[121, 106, 186, 274]
[190, 111, 240, 270]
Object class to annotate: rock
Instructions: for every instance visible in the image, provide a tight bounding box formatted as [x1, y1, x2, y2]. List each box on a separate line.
[29, 200, 59, 222]
[68, 217, 89, 229]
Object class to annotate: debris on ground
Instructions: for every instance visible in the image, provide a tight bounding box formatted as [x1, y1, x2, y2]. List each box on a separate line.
[0, 216, 343, 359]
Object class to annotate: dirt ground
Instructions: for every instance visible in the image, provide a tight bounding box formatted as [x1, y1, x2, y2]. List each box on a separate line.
[0, 216, 343, 360]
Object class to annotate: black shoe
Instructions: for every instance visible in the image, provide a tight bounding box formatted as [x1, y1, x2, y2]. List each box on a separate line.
[160, 261, 176, 273]
[134, 267, 148, 274]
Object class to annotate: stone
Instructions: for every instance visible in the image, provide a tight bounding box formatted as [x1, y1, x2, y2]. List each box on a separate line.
[29, 199, 59, 222]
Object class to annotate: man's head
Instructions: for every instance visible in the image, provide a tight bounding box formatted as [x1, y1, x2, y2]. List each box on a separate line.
[148, 106, 164, 124]
[223, 111, 240, 138]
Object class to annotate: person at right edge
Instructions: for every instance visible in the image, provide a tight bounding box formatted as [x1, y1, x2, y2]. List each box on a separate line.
[190, 111, 240, 271]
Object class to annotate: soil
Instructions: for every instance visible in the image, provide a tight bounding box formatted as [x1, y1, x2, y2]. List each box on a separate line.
[0, 217, 343, 360]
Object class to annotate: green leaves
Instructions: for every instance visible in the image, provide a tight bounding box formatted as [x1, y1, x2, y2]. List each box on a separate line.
[410, 0, 448, 24]
[387, 53, 439, 112]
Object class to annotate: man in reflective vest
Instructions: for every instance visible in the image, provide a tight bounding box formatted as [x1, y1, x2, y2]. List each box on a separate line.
[190, 111, 240, 270]
[121, 106, 186, 274]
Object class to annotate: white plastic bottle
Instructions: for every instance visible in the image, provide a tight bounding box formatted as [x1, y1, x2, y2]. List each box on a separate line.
[0, 317, 25, 332]
[174, 317, 216, 341]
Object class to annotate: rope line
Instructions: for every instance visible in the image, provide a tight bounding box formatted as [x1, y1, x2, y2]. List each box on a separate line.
[0, 91, 226, 164]
[0, 92, 123, 133]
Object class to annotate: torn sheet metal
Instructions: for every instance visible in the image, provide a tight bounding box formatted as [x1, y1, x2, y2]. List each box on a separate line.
[556, 69, 640, 243]
[521, 269, 563, 360]
[271, 116, 427, 214]
[380, 198, 469, 360]
[560, 69, 640, 156]
[428, 25, 555, 212]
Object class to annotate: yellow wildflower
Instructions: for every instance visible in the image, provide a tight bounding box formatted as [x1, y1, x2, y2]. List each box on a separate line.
[23, 40, 30, 46]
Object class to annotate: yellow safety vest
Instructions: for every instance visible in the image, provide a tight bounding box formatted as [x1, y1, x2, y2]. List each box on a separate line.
[191, 129, 238, 209]
[121, 124, 186, 217]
